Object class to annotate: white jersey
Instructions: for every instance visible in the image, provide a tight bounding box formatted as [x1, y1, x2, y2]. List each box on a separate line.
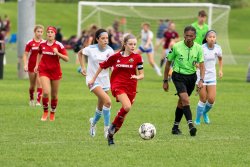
[82, 44, 114, 88]
[197, 43, 222, 83]
[140, 29, 154, 50]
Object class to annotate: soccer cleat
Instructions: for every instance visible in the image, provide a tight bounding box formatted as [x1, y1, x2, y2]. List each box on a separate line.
[104, 126, 109, 139]
[89, 118, 96, 137]
[172, 128, 182, 135]
[203, 113, 210, 124]
[41, 111, 48, 121]
[107, 134, 115, 146]
[35, 101, 41, 107]
[29, 100, 35, 107]
[194, 119, 201, 125]
[49, 112, 55, 121]
[189, 127, 197, 136]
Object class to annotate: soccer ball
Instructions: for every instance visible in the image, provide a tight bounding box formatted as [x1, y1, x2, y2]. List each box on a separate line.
[138, 123, 156, 140]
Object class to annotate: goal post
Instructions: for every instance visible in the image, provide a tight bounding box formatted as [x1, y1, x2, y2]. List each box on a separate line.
[77, 1, 235, 64]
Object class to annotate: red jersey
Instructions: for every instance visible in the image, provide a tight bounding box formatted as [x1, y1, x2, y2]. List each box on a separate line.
[25, 39, 43, 72]
[100, 52, 143, 95]
[163, 30, 179, 49]
[38, 40, 67, 80]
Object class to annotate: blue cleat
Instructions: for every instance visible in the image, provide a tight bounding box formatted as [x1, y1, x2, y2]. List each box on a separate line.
[77, 66, 82, 73]
[203, 113, 210, 124]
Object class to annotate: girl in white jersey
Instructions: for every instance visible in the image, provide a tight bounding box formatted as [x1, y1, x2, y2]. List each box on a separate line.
[78, 29, 114, 138]
[136, 22, 162, 76]
[195, 30, 223, 125]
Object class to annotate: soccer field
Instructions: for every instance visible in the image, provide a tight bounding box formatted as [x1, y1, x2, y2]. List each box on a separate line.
[1, 45, 250, 166]
[1, 2, 250, 167]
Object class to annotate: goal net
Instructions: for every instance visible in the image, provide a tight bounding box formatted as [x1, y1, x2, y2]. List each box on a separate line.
[78, 2, 235, 64]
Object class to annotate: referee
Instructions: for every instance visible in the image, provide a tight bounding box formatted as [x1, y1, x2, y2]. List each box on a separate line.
[163, 26, 205, 136]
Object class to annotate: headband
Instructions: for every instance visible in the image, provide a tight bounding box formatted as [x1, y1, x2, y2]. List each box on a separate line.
[98, 32, 108, 38]
[47, 26, 57, 34]
[206, 30, 216, 38]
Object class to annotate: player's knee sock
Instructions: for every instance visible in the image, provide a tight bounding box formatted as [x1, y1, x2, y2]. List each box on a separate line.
[204, 101, 213, 114]
[102, 105, 111, 127]
[173, 107, 183, 129]
[29, 88, 35, 100]
[92, 108, 102, 125]
[196, 101, 206, 121]
[153, 64, 161, 73]
[36, 88, 43, 103]
[51, 99, 58, 113]
[42, 97, 49, 113]
[112, 108, 128, 133]
[182, 105, 194, 129]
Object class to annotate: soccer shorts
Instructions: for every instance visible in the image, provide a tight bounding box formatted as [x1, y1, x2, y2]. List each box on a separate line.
[111, 88, 136, 104]
[138, 46, 153, 53]
[172, 71, 197, 96]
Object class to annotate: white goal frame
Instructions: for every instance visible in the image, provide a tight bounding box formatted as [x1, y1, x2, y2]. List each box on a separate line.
[77, 1, 230, 37]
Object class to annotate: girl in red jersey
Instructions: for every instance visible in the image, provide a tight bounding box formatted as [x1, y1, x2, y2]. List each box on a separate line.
[34, 26, 69, 121]
[23, 25, 44, 106]
[88, 34, 144, 145]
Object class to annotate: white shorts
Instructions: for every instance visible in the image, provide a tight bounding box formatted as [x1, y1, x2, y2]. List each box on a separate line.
[86, 76, 110, 92]
[196, 79, 217, 86]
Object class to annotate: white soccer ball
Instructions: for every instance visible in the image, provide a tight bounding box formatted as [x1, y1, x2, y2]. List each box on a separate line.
[138, 123, 156, 140]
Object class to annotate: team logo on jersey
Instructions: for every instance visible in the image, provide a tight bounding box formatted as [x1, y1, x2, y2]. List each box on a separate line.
[117, 60, 120, 63]
[32, 44, 35, 46]
[129, 58, 134, 63]
[43, 47, 45, 49]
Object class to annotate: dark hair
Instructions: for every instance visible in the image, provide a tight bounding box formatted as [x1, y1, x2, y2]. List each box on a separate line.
[198, 10, 207, 17]
[93, 28, 108, 44]
[120, 33, 136, 51]
[202, 30, 217, 44]
[184, 25, 196, 34]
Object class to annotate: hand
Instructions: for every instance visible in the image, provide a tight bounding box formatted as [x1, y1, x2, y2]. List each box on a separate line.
[53, 48, 59, 55]
[219, 71, 223, 79]
[34, 65, 39, 73]
[130, 75, 138, 80]
[163, 82, 169, 92]
[88, 79, 95, 88]
[197, 80, 203, 90]
[80, 68, 87, 76]
[24, 65, 28, 72]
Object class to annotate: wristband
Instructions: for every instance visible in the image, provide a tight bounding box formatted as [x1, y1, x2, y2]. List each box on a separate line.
[163, 79, 168, 83]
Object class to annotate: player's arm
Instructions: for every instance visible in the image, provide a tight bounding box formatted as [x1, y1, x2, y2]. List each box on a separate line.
[88, 67, 103, 87]
[163, 60, 171, 92]
[22, 51, 29, 72]
[53, 48, 69, 62]
[77, 49, 87, 76]
[218, 56, 223, 79]
[144, 33, 152, 49]
[131, 62, 144, 80]
[34, 53, 42, 73]
[198, 62, 205, 89]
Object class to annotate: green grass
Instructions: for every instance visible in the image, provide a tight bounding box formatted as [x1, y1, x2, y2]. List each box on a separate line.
[1, 44, 250, 166]
[1, 2, 250, 166]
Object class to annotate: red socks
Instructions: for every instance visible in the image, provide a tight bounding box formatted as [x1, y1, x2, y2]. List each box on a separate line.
[42, 97, 49, 112]
[51, 99, 58, 112]
[36, 88, 43, 103]
[112, 108, 128, 133]
[29, 89, 34, 100]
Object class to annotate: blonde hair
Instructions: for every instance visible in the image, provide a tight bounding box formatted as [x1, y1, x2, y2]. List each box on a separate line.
[34, 24, 44, 32]
[120, 33, 136, 51]
[142, 22, 150, 27]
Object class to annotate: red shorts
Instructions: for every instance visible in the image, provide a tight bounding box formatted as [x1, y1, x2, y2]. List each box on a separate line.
[111, 88, 136, 104]
[39, 70, 62, 80]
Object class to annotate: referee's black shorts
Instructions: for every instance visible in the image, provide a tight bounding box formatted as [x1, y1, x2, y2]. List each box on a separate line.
[172, 71, 197, 96]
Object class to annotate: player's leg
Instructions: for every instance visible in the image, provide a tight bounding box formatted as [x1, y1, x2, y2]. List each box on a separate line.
[28, 72, 36, 106]
[40, 76, 51, 121]
[108, 93, 131, 145]
[50, 79, 60, 121]
[91, 87, 111, 137]
[203, 85, 216, 124]
[35, 73, 42, 106]
[147, 52, 162, 76]
[172, 99, 183, 135]
[195, 85, 207, 125]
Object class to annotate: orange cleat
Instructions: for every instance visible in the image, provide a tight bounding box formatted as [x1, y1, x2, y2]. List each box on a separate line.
[41, 111, 48, 121]
[49, 112, 55, 121]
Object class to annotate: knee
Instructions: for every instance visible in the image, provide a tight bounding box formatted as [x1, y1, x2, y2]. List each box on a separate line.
[207, 98, 215, 104]
[123, 105, 131, 112]
[43, 93, 49, 98]
[104, 98, 111, 108]
[51, 95, 57, 99]
[181, 98, 190, 106]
